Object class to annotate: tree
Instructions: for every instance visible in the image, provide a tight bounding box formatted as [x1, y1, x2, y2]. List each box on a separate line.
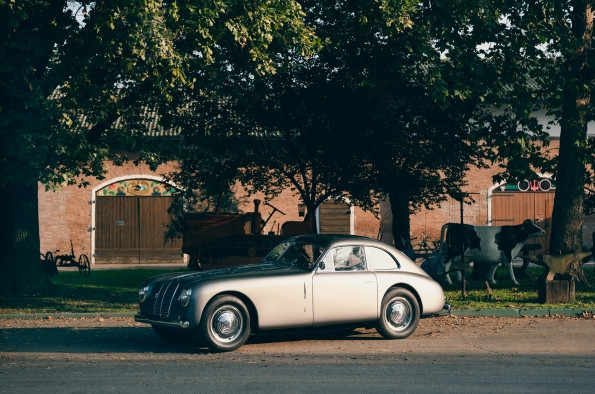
[548, 2, 594, 253]
[1, 0, 78, 294]
[426, 0, 594, 253]
[165, 0, 595, 258]
[173, 0, 489, 244]
[0, 0, 317, 295]
[293, 0, 490, 246]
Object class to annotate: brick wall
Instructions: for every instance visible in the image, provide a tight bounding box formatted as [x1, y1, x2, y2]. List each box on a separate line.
[39, 138, 594, 260]
[378, 164, 496, 246]
[377, 138, 594, 250]
[39, 163, 384, 262]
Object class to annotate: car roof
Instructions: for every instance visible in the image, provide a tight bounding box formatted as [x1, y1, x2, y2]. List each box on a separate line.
[289, 233, 383, 248]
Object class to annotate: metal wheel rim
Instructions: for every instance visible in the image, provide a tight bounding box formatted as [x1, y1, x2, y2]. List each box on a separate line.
[210, 305, 244, 343]
[78, 255, 90, 274]
[385, 297, 413, 331]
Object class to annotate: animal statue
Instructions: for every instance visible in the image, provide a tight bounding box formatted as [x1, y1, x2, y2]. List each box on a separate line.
[438, 219, 545, 285]
[524, 252, 592, 281]
[280, 214, 313, 236]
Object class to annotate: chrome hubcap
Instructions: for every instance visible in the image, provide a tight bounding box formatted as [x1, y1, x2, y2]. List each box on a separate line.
[386, 298, 412, 331]
[212, 306, 243, 342]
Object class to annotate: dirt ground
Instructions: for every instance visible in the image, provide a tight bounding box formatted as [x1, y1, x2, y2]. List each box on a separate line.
[2, 314, 595, 357]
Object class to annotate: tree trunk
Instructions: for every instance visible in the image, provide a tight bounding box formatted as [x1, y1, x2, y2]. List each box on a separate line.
[388, 185, 411, 251]
[0, 180, 48, 295]
[550, 2, 593, 253]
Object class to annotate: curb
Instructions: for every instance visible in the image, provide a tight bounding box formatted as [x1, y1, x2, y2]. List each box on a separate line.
[449, 308, 594, 318]
[1, 309, 593, 320]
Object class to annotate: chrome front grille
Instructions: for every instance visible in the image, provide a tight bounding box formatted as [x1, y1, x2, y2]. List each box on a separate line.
[153, 280, 180, 318]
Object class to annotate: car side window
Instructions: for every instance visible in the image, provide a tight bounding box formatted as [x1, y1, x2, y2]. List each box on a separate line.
[365, 246, 400, 270]
[332, 246, 366, 271]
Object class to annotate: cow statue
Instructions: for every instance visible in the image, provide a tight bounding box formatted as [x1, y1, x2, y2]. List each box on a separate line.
[438, 219, 545, 285]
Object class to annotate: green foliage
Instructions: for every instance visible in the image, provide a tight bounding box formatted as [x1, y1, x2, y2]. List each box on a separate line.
[0, 0, 320, 295]
[173, 0, 487, 231]
[425, 0, 594, 252]
[1, 0, 319, 191]
[2, 0, 593, 294]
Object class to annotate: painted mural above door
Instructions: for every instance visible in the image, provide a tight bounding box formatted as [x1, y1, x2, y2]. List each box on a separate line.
[97, 179, 174, 197]
[495, 178, 556, 192]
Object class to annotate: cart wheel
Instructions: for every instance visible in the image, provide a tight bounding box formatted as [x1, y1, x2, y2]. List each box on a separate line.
[78, 254, 90, 275]
[42, 252, 57, 276]
[45, 251, 54, 264]
[188, 253, 202, 270]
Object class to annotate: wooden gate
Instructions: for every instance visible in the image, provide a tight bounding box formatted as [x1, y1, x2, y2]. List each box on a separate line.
[491, 191, 554, 253]
[95, 196, 182, 264]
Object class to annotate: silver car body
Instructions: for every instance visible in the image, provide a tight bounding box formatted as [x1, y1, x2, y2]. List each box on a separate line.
[135, 234, 445, 349]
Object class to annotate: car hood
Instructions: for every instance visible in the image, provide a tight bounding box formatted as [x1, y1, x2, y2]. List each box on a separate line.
[145, 262, 301, 288]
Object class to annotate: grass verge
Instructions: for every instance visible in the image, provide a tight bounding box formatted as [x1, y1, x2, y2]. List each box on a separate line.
[441, 267, 595, 310]
[0, 266, 594, 315]
[0, 268, 182, 314]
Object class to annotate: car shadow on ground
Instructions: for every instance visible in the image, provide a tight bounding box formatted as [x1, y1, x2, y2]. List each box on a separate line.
[246, 325, 382, 345]
[0, 325, 383, 355]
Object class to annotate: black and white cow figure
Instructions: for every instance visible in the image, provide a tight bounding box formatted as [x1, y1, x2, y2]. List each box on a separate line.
[438, 219, 545, 285]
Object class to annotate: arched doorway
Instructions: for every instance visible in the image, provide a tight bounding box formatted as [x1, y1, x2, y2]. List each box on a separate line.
[92, 176, 183, 265]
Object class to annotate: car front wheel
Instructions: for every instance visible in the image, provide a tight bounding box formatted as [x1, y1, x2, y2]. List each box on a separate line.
[376, 288, 420, 339]
[199, 295, 251, 352]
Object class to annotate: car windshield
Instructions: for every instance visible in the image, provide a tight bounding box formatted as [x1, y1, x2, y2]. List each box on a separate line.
[262, 240, 325, 271]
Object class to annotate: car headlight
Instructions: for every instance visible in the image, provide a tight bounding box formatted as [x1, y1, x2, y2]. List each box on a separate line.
[179, 288, 192, 307]
[138, 285, 150, 303]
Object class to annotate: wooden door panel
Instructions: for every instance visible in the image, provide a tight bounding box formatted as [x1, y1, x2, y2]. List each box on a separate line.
[95, 195, 182, 264]
[95, 197, 139, 249]
[139, 197, 182, 249]
[319, 200, 351, 234]
[491, 192, 554, 252]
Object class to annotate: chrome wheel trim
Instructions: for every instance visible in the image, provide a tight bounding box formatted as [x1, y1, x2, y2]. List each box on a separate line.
[385, 297, 413, 331]
[210, 305, 244, 343]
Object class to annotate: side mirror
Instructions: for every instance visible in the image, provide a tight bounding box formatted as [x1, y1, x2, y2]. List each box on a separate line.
[318, 262, 325, 271]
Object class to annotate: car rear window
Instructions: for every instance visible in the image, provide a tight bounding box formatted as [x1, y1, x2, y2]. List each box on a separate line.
[365, 246, 400, 270]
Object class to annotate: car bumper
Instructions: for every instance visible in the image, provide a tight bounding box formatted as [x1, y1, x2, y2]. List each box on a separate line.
[134, 314, 191, 329]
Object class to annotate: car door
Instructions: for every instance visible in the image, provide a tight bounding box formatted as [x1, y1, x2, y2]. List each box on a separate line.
[312, 245, 378, 324]
[247, 271, 315, 329]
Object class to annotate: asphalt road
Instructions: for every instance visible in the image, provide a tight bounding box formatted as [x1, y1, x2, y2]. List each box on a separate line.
[1, 315, 594, 393]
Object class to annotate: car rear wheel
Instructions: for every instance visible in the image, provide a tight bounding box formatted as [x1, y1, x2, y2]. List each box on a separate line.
[200, 295, 251, 352]
[376, 288, 420, 339]
[152, 325, 196, 343]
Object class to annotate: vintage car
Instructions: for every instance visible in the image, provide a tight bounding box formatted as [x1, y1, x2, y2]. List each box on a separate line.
[135, 234, 447, 352]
